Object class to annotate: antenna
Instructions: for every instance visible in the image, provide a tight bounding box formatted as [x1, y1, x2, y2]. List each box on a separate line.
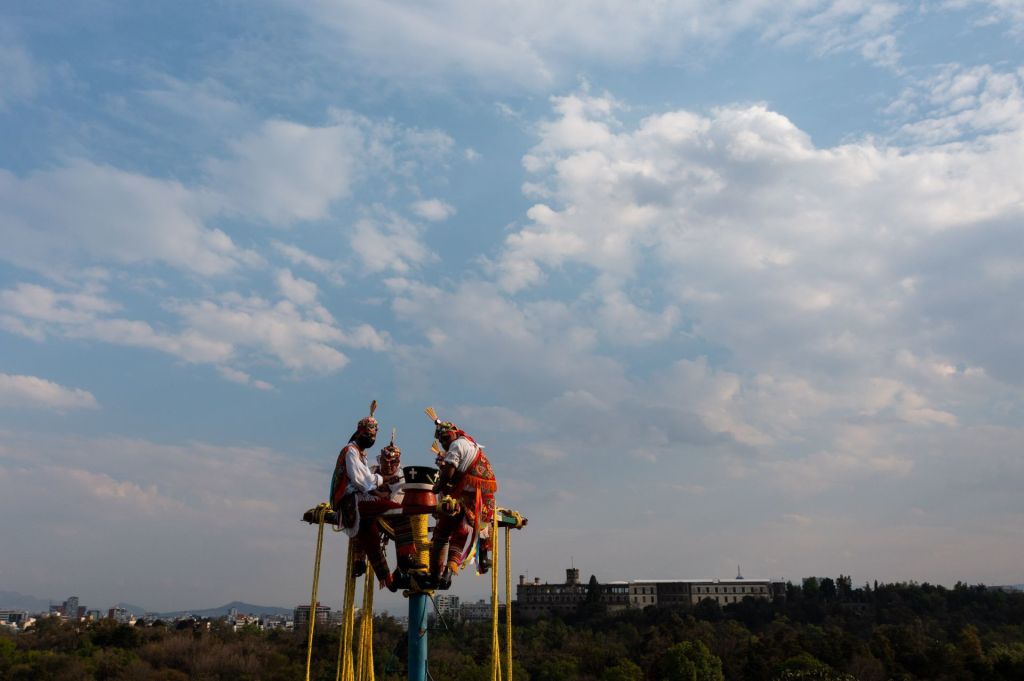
[736, 564, 744, 580]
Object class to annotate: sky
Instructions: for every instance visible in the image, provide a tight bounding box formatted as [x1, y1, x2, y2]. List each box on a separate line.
[1, 0, 1023, 615]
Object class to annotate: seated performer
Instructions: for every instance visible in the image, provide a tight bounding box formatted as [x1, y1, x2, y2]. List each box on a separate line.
[425, 408, 499, 588]
[372, 431, 428, 574]
[330, 401, 402, 591]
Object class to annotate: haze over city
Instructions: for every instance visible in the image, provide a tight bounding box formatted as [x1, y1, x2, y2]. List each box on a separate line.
[2, 0, 1022, 615]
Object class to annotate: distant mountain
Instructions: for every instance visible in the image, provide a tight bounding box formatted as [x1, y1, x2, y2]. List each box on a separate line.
[0, 592, 291, 619]
[0, 590, 54, 612]
[996, 584, 1024, 592]
[157, 601, 292, 618]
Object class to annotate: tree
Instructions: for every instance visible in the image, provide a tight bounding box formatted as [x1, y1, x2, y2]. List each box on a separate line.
[601, 658, 644, 681]
[654, 640, 724, 681]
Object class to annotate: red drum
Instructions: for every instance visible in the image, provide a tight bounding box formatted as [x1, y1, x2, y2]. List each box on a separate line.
[401, 466, 438, 515]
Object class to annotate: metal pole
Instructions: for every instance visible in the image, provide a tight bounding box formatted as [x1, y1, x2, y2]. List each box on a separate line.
[407, 592, 428, 681]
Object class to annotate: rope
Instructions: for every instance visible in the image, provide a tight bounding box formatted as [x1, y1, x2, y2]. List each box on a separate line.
[304, 503, 330, 681]
[504, 525, 512, 681]
[490, 512, 502, 681]
[336, 542, 357, 681]
[356, 570, 376, 681]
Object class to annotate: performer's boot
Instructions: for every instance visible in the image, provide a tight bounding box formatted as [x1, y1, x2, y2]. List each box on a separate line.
[477, 537, 493, 574]
[352, 559, 367, 578]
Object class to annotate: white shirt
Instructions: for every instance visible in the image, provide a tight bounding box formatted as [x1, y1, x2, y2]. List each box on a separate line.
[443, 437, 480, 474]
[371, 464, 405, 503]
[344, 443, 382, 494]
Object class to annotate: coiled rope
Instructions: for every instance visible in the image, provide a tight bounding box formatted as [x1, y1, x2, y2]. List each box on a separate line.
[336, 541, 356, 681]
[305, 503, 331, 681]
[356, 569, 376, 681]
[488, 509, 520, 681]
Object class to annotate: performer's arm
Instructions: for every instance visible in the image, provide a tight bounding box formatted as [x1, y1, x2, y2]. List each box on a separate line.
[435, 462, 458, 494]
[346, 446, 383, 493]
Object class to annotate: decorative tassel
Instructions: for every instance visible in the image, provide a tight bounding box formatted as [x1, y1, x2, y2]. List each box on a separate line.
[424, 406, 438, 422]
[369, 400, 378, 418]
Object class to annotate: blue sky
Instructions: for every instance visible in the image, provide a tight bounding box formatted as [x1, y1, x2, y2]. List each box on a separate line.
[2, 1, 1023, 613]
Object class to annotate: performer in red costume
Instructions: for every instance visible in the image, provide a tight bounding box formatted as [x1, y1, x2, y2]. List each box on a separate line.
[424, 407, 498, 588]
[330, 401, 402, 590]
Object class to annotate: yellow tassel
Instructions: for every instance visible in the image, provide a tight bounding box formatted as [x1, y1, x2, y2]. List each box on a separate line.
[424, 406, 437, 421]
[369, 400, 378, 418]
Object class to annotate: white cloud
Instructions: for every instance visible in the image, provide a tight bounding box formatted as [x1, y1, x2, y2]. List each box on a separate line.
[217, 366, 274, 391]
[205, 118, 364, 225]
[275, 268, 320, 307]
[0, 41, 46, 109]
[0, 374, 99, 410]
[351, 210, 435, 274]
[0, 281, 388, 379]
[0, 161, 252, 277]
[272, 241, 344, 284]
[890, 64, 1024, 143]
[410, 198, 456, 221]
[291, 0, 909, 90]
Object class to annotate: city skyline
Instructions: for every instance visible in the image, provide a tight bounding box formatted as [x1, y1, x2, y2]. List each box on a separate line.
[2, 1, 1023, 612]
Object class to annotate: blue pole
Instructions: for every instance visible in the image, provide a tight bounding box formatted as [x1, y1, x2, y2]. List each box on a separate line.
[407, 592, 428, 681]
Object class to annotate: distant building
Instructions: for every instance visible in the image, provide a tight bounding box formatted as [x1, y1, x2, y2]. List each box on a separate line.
[517, 567, 782, 618]
[516, 568, 589, 618]
[62, 597, 80, 621]
[108, 607, 130, 623]
[460, 599, 505, 622]
[0, 610, 29, 627]
[433, 595, 460, 622]
[294, 603, 331, 628]
[601, 581, 630, 612]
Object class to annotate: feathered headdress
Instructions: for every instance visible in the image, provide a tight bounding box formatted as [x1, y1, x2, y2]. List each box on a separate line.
[379, 427, 400, 464]
[356, 399, 379, 435]
[424, 406, 457, 437]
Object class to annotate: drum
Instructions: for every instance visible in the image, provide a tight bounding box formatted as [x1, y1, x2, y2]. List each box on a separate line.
[401, 466, 438, 515]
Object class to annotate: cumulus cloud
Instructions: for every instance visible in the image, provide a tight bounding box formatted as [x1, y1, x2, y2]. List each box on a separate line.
[386, 79, 1024, 536]
[0, 373, 99, 410]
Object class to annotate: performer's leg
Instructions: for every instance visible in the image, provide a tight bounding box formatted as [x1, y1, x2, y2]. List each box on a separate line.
[355, 497, 402, 590]
[430, 514, 457, 579]
[352, 541, 367, 577]
[477, 494, 497, 573]
[445, 517, 471, 575]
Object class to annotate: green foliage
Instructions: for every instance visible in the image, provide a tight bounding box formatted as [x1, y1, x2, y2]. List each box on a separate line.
[653, 640, 724, 681]
[2, 581, 1022, 680]
[601, 657, 643, 681]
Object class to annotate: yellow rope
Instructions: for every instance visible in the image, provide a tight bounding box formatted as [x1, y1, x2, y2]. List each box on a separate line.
[356, 570, 375, 681]
[490, 512, 502, 681]
[305, 503, 330, 681]
[504, 525, 513, 681]
[336, 542, 357, 681]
